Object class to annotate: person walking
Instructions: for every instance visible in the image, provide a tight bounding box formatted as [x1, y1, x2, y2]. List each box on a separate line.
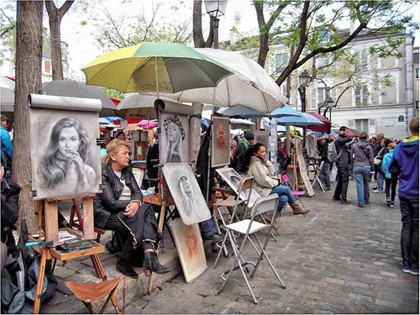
[373, 137, 391, 193]
[317, 134, 331, 190]
[382, 141, 398, 207]
[350, 132, 374, 207]
[332, 126, 353, 204]
[389, 117, 419, 275]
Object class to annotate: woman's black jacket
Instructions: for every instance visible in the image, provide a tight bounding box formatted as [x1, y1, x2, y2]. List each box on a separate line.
[94, 163, 142, 228]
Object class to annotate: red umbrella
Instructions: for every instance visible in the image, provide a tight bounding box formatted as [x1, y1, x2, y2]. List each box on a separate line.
[305, 112, 331, 133]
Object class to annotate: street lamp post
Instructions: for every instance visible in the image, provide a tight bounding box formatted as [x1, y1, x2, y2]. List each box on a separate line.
[298, 70, 311, 112]
[204, 0, 228, 49]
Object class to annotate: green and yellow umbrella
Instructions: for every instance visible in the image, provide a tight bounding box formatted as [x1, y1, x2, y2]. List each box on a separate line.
[82, 42, 232, 95]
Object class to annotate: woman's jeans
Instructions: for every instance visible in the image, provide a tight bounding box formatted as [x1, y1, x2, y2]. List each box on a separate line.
[400, 198, 419, 269]
[270, 185, 296, 213]
[353, 165, 371, 206]
[377, 170, 385, 191]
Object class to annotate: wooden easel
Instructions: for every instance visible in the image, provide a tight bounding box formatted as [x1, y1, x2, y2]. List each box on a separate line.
[32, 195, 119, 314]
[141, 171, 175, 295]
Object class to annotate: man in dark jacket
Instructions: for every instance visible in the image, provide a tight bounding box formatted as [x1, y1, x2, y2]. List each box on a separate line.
[232, 132, 254, 173]
[389, 117, 419, 275]
[1, 159, 20, 256]
[332, 126, 354, 204]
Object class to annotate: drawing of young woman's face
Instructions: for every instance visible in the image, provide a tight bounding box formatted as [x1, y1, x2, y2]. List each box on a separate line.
[167, 121, 180, 142]
[179, 175, 192, 195]
[58, 127, 80, 157]
[186, 228, 196, 250]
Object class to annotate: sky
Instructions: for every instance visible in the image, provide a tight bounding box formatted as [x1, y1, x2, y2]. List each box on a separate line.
[60, 0, 259, 80]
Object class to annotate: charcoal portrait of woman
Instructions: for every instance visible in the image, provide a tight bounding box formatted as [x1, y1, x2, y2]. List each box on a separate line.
[38, 117, 96, 196]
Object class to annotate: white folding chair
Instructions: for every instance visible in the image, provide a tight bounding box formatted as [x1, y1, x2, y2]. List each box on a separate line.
[217, 194, 286, 304]
[213, 176, 255, 268]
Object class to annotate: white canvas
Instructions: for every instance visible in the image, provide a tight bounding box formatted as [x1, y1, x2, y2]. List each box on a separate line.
[162, 163, 211, 225]
[211, 116, 230, 167]
[30, 108, 101, 199]
[170, 219, 207, 283]
[159, 112, 189, 164]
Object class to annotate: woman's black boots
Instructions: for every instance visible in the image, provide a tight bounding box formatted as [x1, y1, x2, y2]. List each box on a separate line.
[143, 251, 171, 276]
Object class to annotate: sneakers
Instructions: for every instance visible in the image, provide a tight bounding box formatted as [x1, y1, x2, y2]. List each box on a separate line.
[372, 189, 382, 193]
[390, 201, 395, 208]
[402, 266, 418, 275]
[410, 267, 419, 275]
[386, 200, 391, 207]
[203, 233, 224, 244]
[402, 265, 411, 273]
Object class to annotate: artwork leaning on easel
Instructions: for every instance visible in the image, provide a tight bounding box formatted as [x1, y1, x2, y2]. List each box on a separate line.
[28, 94, 102, 199]
[211, 115, 230, 168]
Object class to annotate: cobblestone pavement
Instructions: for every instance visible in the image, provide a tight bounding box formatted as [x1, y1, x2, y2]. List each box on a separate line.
[43, 179, 419, 314]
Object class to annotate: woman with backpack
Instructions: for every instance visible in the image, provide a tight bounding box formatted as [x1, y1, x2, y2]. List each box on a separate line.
[350, 132, 375, 207]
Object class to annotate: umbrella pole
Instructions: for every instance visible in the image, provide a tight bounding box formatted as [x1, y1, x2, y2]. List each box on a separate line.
[155, 57, 160, 99]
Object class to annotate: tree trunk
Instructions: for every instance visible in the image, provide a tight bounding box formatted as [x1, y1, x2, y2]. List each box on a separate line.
[46, 0, 74, 80]
[14, 0, 44, 232]
[192, 0, 213, 48]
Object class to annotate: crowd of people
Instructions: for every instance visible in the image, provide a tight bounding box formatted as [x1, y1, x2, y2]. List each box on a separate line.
[1, 115, 418, 283]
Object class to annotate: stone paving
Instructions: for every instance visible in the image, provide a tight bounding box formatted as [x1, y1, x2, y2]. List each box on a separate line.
[42, 179, 419, 314]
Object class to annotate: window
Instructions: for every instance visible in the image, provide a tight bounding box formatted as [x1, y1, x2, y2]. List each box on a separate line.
[275, 53, 288, 74]
[317, 87, 326, 107]
[355, 49, 369, 72]
[355, 119, 369, 132]
[355, 84, 369, 107]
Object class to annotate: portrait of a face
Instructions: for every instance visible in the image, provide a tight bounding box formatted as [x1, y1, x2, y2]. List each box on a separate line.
[162, 163, 211, 225]
[159, 112, 189, 164]
[170, 219, 207, 283]
[216, 167, 261, 208]
[30, 108, 101, 199]
[211, 116, 230, 168]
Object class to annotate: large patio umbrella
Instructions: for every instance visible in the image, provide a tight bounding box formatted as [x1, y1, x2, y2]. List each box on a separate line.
[81, 42, 232, 96]
[305, 112, 331, 133]
[1, 75, 15, 112]
[270, 104, 302, 118]
[274, 112, 324, 126]
[217, 105, 266, 118]
[147, 48, 287, 113]
[42, 80, 118, 117]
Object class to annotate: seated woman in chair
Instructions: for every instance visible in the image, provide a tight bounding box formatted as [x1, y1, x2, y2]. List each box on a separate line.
[94, 139, 171, 279]
[247, 143, 310, 227]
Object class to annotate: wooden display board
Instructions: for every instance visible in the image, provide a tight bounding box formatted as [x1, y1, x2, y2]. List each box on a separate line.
[294, 139, 315, 197]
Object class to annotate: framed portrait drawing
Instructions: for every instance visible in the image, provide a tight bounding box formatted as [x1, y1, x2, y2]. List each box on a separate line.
[216, 167, 261, 207]
[170, 218, 207, 283]
[159, 111, 189, 164]
[162, 163, 211, 225]
[211, 116, 230, 168]
[28, 95, 102, 199]
[254, 130, 270, 153]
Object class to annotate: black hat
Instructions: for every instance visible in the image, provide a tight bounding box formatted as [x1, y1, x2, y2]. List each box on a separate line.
[244, 132, 254, 140]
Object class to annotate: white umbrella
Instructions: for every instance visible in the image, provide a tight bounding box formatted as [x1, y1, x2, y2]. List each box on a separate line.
[1, 75, 15, 112]
[147, 48, 288, 113]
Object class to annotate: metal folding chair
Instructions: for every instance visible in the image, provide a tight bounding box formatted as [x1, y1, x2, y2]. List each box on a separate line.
[213, 176, 255, 268]
[218, 194, 286, 304]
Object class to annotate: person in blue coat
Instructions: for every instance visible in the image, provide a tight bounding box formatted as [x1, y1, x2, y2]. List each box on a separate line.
[381, 141, 397, 207]
[389, 117, 419, 275]
[1, 115, 13, 178]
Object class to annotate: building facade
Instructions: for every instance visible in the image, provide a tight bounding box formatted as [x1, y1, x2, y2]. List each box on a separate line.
[268, 31, 418, 140]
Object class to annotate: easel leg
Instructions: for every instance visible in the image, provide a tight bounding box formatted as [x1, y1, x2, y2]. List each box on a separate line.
[91, 254, 120, 314]
[33, 248, 48, 314]
[147, 201, 166, 295]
